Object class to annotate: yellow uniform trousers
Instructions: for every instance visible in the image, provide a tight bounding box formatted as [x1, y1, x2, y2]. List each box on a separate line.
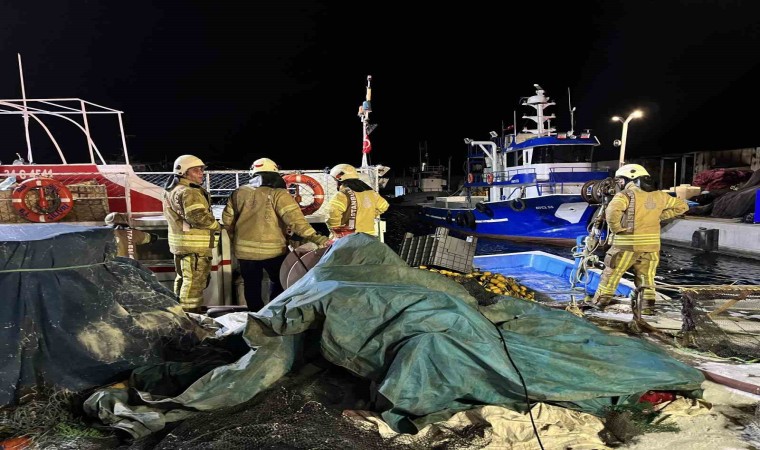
[173, 254, 212, 310]
[592, 249, 660, 307]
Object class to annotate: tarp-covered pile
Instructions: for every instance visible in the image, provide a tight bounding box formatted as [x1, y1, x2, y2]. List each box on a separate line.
[0, 224, 202, 407]
[84, 233, 704, 440]
[689, 169, 760, 218]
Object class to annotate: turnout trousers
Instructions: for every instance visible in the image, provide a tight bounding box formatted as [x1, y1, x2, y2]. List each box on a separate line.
[173, 254, 212, 310]
[592, 249, 660, 307]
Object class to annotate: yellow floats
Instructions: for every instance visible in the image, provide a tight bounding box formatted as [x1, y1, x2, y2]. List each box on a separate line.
[417, 267, 535, 302]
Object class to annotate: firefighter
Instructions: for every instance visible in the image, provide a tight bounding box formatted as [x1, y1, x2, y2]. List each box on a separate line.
[592, 164, 689, 314]
[163, 154, 220, 313]
[104, 212, 157, 259]
[222, 157, 328, 312]
[327, 163, 389, 238]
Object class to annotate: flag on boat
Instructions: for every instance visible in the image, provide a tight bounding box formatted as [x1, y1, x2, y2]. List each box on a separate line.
[362, 135, 372, 154]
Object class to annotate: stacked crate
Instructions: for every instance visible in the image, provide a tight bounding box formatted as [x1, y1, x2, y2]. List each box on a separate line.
[398, 227, 477, 274]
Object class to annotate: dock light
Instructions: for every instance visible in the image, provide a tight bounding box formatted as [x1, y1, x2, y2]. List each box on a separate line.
[612, 110, 643, 168]
[489, 131, 498, 138]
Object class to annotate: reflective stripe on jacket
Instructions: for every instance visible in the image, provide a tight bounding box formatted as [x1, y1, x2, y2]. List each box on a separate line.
[222, 185, 327, 260]
[327, 188, 389, 236]
[607, 182, 689, 252]
[163, 177, 220, 256]
[113, 227, 152, 259]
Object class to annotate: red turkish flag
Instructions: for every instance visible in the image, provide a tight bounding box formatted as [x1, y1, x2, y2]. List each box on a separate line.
[362, 136, 372, 154]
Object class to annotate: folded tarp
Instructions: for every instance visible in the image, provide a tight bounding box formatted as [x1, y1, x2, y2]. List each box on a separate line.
[0, 224, 199, 406]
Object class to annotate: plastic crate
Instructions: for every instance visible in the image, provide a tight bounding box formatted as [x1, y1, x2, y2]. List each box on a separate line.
[398, 227, 477, 274]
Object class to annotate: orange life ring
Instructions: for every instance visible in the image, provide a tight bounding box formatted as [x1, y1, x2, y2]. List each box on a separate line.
[486, 173, 494, 184]
[467, 173, 474, 183]
[12, 177, 73, 223]
[282, 173, 325, 216]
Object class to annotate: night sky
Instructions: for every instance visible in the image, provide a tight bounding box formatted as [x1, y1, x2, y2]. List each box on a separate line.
[1, 1, 759, 176]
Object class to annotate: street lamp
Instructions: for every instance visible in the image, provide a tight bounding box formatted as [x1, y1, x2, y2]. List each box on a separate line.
[611, 110, 643, 168]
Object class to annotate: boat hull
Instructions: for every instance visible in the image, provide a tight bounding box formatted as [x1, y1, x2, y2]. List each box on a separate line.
[0, 163, 164, 214]
[421, 194, 597, 245]
[473, 251, 634, 300]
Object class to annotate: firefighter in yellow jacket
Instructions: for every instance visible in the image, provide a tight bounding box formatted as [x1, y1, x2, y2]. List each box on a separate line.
[104, 212, 157, 259]
[592, 164, 689, 314]
[327, 163, 389, 238]
[163, 155, 220, 313]
[222, 158, 328, 311]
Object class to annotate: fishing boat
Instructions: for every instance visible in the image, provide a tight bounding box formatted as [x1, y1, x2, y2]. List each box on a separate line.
[391, 141, 451, 206]
[421, 84, 612, 245]
[0, 57, 388, 306]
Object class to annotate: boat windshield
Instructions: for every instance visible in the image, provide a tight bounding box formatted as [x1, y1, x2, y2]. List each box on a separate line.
[507, 144, 594, 166]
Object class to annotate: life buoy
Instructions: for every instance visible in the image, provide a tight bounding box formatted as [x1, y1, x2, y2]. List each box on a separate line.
[467, 173, 474, 183]
[509, 198, 527, 212]
[12, 177, 73, 223]
[282, 174, 325, 216]
[486, 173, 494, 184]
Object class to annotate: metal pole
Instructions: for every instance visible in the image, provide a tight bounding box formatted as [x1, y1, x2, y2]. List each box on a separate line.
[117, 112, 129, 165]
[18, 54, 33, 163]
[619, 120, 630, 168]
[447, 156, 452, 192]
[80, 100, 94, 163]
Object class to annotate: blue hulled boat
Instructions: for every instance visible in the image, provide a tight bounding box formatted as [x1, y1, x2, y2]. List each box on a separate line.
[421, 85, 612, 245]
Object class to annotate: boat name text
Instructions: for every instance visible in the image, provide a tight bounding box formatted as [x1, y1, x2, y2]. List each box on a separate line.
[2, 169, 54, 179]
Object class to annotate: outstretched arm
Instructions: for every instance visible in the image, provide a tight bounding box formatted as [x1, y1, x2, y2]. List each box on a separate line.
[660, 196, 689, 221]
[276, 191, 328, 246]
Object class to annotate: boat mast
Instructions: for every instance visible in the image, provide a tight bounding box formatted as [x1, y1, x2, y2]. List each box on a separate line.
[360, 75, 372, 168]
[18, 53, 33, 163]
[568, 87, 576, 136]
[521, 84, 556, 137]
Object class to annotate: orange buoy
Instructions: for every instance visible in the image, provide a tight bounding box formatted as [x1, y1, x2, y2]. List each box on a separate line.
[282, 174, 325, 216]
[12, 177, 73, 223]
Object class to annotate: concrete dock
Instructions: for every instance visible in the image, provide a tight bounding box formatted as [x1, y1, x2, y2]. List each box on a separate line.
[662, 216, 760, 259]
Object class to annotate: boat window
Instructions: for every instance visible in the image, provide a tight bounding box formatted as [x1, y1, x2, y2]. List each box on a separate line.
[533, 145, 593, 163]
[533, 146, 553, 163]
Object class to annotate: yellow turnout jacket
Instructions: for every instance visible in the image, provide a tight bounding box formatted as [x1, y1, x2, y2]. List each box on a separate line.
[327, 187, 389, 236]
[222, 185, 327, 260]
[607, 182, 689, 252]
[163, 177, 220, 256]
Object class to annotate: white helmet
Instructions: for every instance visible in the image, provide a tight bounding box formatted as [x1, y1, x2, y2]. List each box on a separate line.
[173, 155, 205, 176]
[329, 163, 359, 181]
[250, 157, 279, 176]
[615, 163, 650, 180]
[104, 212, 129, 226]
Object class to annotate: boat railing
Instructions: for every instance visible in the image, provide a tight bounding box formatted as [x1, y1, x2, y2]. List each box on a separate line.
[1, 165, 383, 223]
[471, 167, 538, 186]
[548, 166, 611, 184]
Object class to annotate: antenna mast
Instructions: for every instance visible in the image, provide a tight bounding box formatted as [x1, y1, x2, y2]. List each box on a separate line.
[568, 87, 576, 136]
[359, 75, 373, 168]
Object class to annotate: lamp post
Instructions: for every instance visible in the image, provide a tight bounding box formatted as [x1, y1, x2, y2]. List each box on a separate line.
[611, 110, 643, 168]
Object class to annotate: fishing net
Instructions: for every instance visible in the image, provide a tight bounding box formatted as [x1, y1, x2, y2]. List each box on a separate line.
[679, 285, 760, 360]
[0, 387, 117, 449]
[124, 364, 492, 450]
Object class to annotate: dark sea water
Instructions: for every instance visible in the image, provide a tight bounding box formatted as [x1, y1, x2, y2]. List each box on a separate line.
[385, 204, 760, 287]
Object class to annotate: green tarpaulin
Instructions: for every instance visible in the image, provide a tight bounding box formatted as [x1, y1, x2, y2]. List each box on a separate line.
[86, 233, 704, 437]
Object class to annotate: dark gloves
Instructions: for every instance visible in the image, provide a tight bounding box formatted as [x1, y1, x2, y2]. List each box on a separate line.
[148, 233, 159, 244]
